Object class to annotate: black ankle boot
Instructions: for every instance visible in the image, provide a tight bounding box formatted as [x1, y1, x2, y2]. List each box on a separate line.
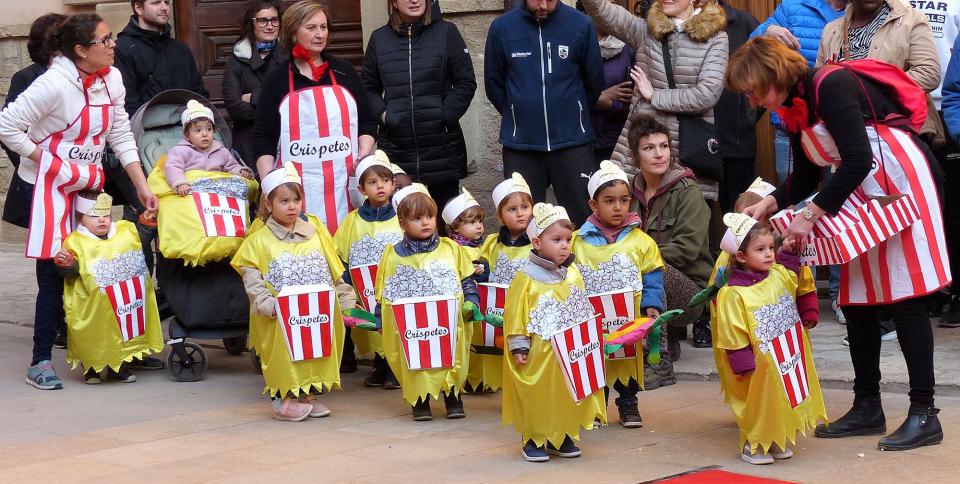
[815, 395, 886, 438]
[878, 406, 943, 451]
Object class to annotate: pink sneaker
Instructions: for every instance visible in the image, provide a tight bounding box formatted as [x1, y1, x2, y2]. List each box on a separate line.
[273, 398, 311, 421]
[302, 397, 331, 418]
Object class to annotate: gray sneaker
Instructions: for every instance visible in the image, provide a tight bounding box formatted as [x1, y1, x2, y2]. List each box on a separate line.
[643, 355, 677, 390]
[26, 360, 63, 390]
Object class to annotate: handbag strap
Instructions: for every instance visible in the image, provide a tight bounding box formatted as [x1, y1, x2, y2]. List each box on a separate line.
[660, 35, 676, 89]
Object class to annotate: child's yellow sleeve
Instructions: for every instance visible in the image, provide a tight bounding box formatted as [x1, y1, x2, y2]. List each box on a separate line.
[715, 288, 752, 351]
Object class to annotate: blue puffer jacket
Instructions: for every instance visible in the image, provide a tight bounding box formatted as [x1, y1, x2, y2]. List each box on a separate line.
[484, 3, 604, 151]
[749, 0, 843, 127]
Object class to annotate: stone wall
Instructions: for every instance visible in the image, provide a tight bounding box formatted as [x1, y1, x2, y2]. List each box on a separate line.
[0, 24, 32, 210]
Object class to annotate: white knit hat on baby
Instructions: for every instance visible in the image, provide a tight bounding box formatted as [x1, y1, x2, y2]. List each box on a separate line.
[492, 172, 531, 209]
[180, 99, 215, 126]
[441, 188, 480, 225]
[587, 160, 629, 198]
[527, 202, 570, 240]
[720, 212, 759, 255]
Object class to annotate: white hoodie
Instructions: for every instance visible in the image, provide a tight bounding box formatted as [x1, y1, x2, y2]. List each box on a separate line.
[0, 55, 139, 183]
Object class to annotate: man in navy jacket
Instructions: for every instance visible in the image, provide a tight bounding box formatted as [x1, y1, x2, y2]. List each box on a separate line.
[484, 0, 604, 225]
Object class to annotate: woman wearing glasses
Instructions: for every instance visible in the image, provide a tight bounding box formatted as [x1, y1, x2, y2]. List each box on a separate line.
[0, 14, 158, 390]
[224, 0, 288, 167]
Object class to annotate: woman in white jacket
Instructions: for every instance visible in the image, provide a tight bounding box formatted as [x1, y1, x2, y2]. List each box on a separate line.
[0, 14, 157, 390]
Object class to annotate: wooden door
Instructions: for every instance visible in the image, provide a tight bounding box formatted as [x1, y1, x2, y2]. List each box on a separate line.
[174, 0, 364, 110]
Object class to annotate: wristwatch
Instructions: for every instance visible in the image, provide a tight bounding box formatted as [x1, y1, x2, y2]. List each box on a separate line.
[800, 207, 818, 222]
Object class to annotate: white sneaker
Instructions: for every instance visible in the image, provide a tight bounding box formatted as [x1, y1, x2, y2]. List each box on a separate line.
[770, 443, 793, 459]
[831, 300, 846, 325]
[741, 444, 774, 465]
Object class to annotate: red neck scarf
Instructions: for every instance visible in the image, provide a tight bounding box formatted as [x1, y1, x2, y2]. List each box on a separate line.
[80, 66, 111, 90]
[291, 44, 328, 82]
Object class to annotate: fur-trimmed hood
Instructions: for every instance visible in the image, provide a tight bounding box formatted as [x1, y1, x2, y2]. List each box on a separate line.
[647, 0, 727, 41]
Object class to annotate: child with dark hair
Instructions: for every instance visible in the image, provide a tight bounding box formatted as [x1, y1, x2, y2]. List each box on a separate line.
[375, 184, 480, 421]
[572, 160, 664, 428]
[713, 211, 825, 464]
[333, 151, 403, 388]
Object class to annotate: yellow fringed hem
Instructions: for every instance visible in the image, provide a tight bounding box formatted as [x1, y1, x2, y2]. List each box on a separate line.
[401, 383, 463, 406]
[263, 381, 342, 399]
[503, 410, 607, 449]
[740, 412, 828, 454]
[66, 346, 163, 374]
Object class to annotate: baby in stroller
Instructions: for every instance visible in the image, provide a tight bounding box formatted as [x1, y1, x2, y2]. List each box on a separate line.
[165, 100, 253, 196]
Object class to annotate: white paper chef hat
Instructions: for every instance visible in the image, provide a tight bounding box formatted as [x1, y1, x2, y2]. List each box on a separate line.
[587, 160, 629, 198]
[180, 99, 215, 127]
[746, 177, 776, 198]
[392, 183, 431, 212]
[261, 162, 302, 196]
[527, 202, 570, 240]
[354, 150, 393, 179]
[720, 212, 760, 255]
[441, 188, 480, 225]
[492, 172, 532, 209]
[75, 192, 113, 217]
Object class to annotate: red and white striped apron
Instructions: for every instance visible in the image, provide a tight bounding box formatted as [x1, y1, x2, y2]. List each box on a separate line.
[277, 65, 358, 233]
[26, 87, 110, 259]
[800, 122, 951, 305]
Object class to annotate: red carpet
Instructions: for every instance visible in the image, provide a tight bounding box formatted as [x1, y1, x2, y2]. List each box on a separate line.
[646, 468, 797, 484]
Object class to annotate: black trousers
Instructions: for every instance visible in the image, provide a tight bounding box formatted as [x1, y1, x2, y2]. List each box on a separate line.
[502, 144, 593, 226]
[719, 156, 756, 213]
[843, 297, 934, 406]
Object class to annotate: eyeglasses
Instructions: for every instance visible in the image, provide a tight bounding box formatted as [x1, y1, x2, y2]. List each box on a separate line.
[87, 33, 115, 47]
[253, 17, 280, 28]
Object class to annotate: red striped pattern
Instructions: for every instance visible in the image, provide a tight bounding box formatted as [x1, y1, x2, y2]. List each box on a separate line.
[349, 264, 378, 312]
[191, 192, 247, 237]
[391, 296, 459, 370]
[105, 275, 147, 342]
[770, 322, 811, 408]
[477, 283, 507, 346]
[275, 285, 336, 362]
[550, 316, 606, 402]
[588, 289, 637, 360]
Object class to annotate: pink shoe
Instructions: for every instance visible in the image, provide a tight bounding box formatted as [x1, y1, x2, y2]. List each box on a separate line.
[302, 397, 331, 418]
[273, 398, 311, 421]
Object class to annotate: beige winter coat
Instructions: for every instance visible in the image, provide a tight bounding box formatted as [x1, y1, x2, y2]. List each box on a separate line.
[817, 0, 944, 144]
[582, 0, 728, 200]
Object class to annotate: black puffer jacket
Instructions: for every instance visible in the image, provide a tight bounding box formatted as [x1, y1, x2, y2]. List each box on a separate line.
[114, 16, 209, 116]
[223, 39, 288, 166]
[362, 19, 477, 184]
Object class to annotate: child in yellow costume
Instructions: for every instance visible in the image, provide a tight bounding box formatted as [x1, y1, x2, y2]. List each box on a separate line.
[334, 152, 403, 389]
[503, 203, 607, 463]
[54, 192, 163, 384]
[714, 212, 825, 465]
[572, 161, 665, 428]
[376, 184, 479, 421]
[466, 173, 534, 393]
[232, 163, 357, 422]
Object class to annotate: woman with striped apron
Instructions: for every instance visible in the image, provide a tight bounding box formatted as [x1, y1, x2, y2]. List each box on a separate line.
[727, 37, 949, 452]
[251, 1, 377, 234]
[0, 14, 157, 390]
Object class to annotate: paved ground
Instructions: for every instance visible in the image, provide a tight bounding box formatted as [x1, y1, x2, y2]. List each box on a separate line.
[3, 221, 960, 482]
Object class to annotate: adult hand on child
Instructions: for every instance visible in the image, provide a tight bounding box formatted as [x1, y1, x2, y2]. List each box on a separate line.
[742, 195, 778, 221]
[53, 249, 75, 268]
[176, 183, 192, 196]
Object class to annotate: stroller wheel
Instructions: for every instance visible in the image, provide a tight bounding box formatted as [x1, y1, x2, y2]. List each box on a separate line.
[251, 351, 263, 374]
[167, 342, 208, 382]
[223, 336, 247, 355]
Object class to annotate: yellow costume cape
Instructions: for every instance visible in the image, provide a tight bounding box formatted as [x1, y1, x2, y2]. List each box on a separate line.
[572, 228, 664, 388]
[231, 218, 346, 397]
[714, 264, 826, 452]
[376, 238, 475, 405]
[332, 209, 402, 357]
[502, 267, 607, 447]
[62, 221, 163, 373]
[463, 234, 530, 392]
[147, 156, 260, 266]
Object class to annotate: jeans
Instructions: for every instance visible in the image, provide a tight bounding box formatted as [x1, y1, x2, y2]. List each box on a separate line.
[843, 297, 934, 406]
[774, 129, 792, 183]
[32, 260, 65, 365]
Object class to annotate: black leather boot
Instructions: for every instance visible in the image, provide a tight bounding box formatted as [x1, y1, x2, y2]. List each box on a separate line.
[815, 395, 886, 438]
[878, 406, 943, 451]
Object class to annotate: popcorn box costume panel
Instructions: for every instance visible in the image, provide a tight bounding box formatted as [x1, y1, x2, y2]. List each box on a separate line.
[332, 209, 403, 357]
[62, 221, 163, 373]
[231, 218, 346, 397]
[464, 235, 531, 392]
[572, 228, 664, 388]
[502, 268, 607, 448]
[277, 65, 358, 233]
[713, 264, 826, 453]
[376, 238, 476, 405]
[147, 159, 260, 266]
[798, 119, 950, 306]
